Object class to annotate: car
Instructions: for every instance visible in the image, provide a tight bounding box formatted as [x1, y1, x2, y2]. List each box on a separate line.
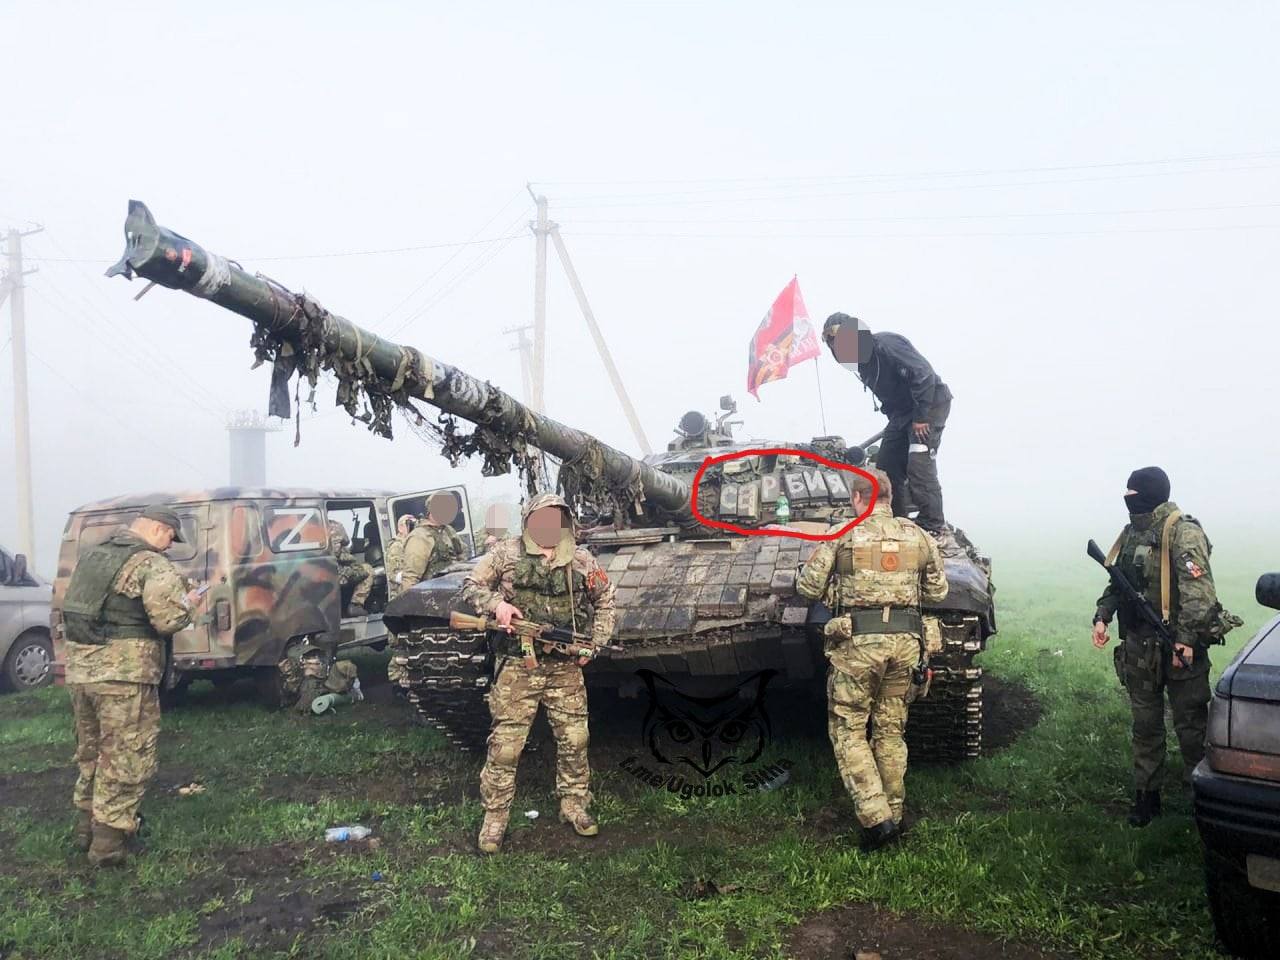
[0, 544, 54, 692]
[1192, 572, 1280, 957]
[50, 484, 473, 705]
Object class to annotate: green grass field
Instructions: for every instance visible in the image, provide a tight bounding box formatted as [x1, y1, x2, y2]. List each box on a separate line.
[1, 552, 1272, 960]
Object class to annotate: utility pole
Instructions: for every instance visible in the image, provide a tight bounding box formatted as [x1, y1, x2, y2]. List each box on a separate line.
[549, 225, 653, 455]
[527, 187, 549, 413]
[503, 323, 535, 405]
[3, 225, 42, 568]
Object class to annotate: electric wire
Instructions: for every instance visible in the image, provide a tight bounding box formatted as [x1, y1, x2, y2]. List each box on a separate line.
[36, 231, 234, 414]
[535, 149, 1280, 193]
[25, 346, 208, 475]
[550, 163, 1280, 209]
[368, 189, 531, 334]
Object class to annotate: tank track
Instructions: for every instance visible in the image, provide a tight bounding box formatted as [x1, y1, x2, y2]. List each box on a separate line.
[905, 615, 985, 760]
[396, 626, 492, 749]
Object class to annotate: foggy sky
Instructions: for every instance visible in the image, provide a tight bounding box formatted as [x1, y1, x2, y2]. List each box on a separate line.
[2, 1, 1278, 581]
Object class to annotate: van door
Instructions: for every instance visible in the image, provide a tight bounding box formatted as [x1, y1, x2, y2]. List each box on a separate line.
[387, 485, 476, 558]
[162, 504, 211, 659]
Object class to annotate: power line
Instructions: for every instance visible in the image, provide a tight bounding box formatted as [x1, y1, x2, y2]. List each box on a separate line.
[559, 200, 1280, 226]
[36, 230, 233, 413]
[562, 222, 1280, 241]
[19, 231, 528, 265]
[25, 347, 208, 475]
[385, 216, 527, 340]
[551, 163, 1280, 209]
[25, 285, 226, 423]
[535, 149, 1280, 192]
[368, 189, 530, 334]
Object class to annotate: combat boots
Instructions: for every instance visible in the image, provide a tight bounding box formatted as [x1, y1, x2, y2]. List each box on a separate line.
[860, 820, 901, 853]
[1128, 790, 1162, 828]
[87, 823, 129, 867]
[73, 810, 93, 852]
[477, 811, 509, 854]
[559, 799, 599, 837]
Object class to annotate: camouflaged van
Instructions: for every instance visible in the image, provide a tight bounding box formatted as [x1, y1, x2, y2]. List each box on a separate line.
[51, 485, 473, 703]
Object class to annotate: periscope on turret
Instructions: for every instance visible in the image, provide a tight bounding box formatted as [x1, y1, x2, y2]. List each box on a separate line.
[109, 200, 995, 761]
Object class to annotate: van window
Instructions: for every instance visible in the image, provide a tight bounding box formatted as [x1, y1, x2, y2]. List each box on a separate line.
[165, 515, 199, 562]
[264, 506, 327, 553]
[78, 514, 197, 561]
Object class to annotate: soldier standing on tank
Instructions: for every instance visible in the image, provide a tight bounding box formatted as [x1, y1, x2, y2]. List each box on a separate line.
[797, 469, 948, 851]
[462, 492, 617, 854]
[821, 314, 952, 536]
[327, 519, 374, 616]
[400, 492, 467, 592]
[1092, 467, 1240, 827]
[60, 506, 204, 867]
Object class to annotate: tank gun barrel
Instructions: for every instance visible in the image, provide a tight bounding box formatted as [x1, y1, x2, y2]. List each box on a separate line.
[106, 200, 691, 518]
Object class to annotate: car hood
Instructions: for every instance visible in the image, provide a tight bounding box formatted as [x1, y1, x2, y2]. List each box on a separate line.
[1218, 614, 1280, 701]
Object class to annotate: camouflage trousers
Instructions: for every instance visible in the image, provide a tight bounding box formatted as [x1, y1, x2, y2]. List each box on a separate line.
[826, 632, 919, 828]
[341, 562, 374, 606]
[480, 657, 591, 814]
[70, 681, 160, 832]
[386, 634, 407, 686]
[1114, 633, 1211, 790]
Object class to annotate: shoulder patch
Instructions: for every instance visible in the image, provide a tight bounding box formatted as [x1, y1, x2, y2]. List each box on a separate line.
[1180, 551, 1205, 579]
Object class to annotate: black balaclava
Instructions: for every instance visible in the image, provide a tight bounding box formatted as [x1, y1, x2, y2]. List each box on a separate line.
[1124, 466, 1170, 515]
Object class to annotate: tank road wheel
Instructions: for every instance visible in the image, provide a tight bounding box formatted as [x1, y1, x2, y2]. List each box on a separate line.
[400, 625, 492, 749]
[905, 616, 985, 761]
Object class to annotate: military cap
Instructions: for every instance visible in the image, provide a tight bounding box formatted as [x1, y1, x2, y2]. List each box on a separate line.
[140, 504, 186, 542]
[822, 312, 857, 342]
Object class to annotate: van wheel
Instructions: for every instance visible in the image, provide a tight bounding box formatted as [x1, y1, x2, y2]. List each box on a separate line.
[2, 630, 53, 691]
[1205, 848, 1278, 957]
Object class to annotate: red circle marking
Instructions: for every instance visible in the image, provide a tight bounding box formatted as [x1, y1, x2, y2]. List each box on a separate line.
[689, 448, 878, 541]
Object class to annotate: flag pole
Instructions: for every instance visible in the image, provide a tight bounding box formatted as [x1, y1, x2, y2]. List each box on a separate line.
[813, 357, 829, 434]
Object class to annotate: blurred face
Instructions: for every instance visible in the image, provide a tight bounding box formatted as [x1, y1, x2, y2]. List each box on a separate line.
[827, 324, 864, 370]
[427, 493, 459, 526]
[526, 506, 569, 548]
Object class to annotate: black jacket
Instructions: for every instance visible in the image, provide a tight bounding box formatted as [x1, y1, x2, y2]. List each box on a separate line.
[857, 332, 950, 423]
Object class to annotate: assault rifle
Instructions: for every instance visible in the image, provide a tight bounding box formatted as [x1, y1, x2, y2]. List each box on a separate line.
[448, 611, 624, 667]
[1086, 539, 1189, 668]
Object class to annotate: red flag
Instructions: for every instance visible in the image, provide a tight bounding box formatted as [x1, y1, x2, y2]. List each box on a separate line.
[747, 277, 821, 399]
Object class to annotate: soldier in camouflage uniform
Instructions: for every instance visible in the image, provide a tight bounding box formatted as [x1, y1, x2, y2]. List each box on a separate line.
[327, 519, 374, 616]
[61, 506, 202, 867]
[462, 492, 617, 854]
[400, 493, 466, 592]
[797, 468, 948, 851]
[278, 644, 362, 714]
[1092, 467, 1239, 827]
[384, 513, 418, 690]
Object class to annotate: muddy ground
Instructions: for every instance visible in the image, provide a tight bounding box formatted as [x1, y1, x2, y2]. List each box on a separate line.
[1, 671, 1044, 958]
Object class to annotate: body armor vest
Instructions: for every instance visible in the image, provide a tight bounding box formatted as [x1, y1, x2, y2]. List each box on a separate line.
[1112, 506, 1197, 635]
[422, 525, 463, 578]
[62, 533, 161, 646]
[830, 526, 924, 611]
[496, 551, 593, 658]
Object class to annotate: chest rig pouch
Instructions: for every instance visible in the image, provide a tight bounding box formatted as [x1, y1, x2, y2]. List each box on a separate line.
[1107, 512, 1181, 639]
[499, 554, 593, 659]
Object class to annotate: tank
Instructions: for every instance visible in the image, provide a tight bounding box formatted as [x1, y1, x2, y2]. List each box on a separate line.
[108, 200, 995, 759]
